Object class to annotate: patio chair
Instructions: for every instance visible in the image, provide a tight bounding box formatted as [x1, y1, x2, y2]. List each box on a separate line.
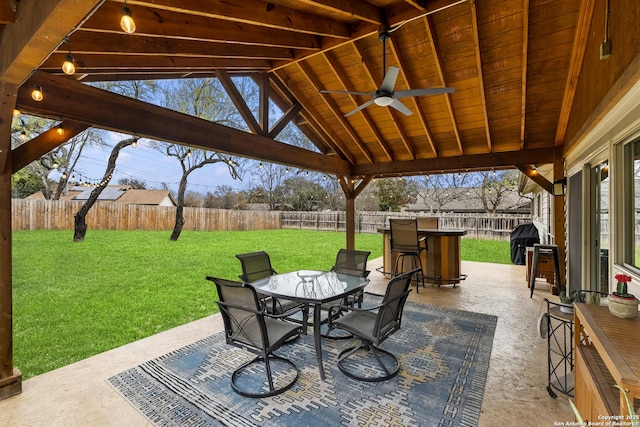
[389, 218, 426, 292]
[235, 251, 305, 316]
[320, 249, 371, 339]
[206, 276, 302, 398]
[327, 268, 420, 382]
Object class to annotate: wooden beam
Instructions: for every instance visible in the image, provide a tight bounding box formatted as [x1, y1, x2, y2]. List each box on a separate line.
[0, 1, 14, 24]
[296, 0, 383, 25]
[268, 103, 302, 139]
[16, 72, 351, 176]
[554, 0, 596, 146]
[0, 0, 104, 85]
[468, 0, 491, 152]
[215, 70, 262, 135]
[520, 0, 529, 148]
[553, 146, 566, 286]
[353, 148, 555, 177]
[11, 120, 89, 173]
[516, 165, 553, 194]
[0, 80, 21, 397]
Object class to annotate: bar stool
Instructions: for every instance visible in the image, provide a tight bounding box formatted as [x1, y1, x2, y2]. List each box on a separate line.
[529, 244, 563, 298]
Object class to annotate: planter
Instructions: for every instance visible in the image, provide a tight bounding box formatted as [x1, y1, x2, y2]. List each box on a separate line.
[608, 294, 640, 319]
[559, 303, 574, 314]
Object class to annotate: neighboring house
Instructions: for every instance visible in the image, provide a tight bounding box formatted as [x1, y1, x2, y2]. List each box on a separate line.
[25, 186, 176, 207]
[406, 187, 531, 214]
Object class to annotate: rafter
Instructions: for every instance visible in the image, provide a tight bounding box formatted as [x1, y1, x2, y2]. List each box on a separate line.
[272, 69, 357, 164]
[520, 0, 529, 149]
[0, 0, 104, 85]
[215, 70, 262, 135]
[468, 0, 491, 152]
[554, 0, 596, 146]
[295, 0, 383, 25]
[297, 60, 375, 163]
[323, 48, 394, 161]
[424, 14, 463, 154]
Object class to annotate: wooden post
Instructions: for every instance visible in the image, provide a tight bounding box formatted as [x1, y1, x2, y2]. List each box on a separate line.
[553, 147, 567, 289]
[339, 176, 373, 250]
[0, 81, 21, 399]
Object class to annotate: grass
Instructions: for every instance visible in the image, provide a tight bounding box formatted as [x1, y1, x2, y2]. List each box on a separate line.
[12, 229, 512, 379]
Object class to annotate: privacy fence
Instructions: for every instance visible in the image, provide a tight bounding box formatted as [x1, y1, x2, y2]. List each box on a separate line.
[10, 200, 280, 231]
[12, 200, 531, 241]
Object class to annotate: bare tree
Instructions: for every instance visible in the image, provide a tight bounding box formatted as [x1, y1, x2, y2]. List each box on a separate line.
[473, 170, 520, 214]
[415, 172, 478, 213]
[73, 137, 138, 241]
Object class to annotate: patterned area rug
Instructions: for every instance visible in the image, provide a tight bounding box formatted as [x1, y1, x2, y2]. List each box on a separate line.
[108, 300, 497, 427]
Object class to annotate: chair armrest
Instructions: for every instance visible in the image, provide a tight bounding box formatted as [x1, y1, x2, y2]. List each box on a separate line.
[265, 302, 306, 319]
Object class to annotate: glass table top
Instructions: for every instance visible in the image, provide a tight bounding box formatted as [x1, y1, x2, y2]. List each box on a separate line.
[251, 270, 369, 303]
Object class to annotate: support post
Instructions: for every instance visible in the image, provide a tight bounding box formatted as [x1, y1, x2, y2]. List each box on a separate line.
[0, 80, 21, 399]
[339, 175, 373, 250]
[553, 147, 567, 291]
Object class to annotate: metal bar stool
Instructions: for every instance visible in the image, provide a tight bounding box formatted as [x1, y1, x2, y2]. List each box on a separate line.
[530, 244, 563, 298]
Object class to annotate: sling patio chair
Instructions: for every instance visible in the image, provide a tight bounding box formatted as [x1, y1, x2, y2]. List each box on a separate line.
[205, 276, 302, 398]
[327, 268, 420, 382]
[235, 251, 306, 319]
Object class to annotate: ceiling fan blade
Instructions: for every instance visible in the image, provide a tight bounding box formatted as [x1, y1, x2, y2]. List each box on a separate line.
[344, 99, 376, 117]
[321, 89, 376, 97]
[379, 66, 400, 93]
[388, 99, 413, 116]
[394, 87, 455, 98]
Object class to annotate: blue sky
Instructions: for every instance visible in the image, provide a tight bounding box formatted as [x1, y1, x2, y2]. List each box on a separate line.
[51, 131, 247, 194]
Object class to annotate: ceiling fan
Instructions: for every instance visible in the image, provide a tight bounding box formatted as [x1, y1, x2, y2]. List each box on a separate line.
[320, 30, 455, 117]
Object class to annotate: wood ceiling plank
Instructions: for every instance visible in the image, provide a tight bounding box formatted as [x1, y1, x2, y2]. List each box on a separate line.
[0, 1, 14, 24]
[0, 0, 104, 85]
[65, 31, 296, 60]
[128, 0, 352, 38]
[294, 0, 383, 25]
[16, 72, 351, 176]
[82, 2, 321, 50]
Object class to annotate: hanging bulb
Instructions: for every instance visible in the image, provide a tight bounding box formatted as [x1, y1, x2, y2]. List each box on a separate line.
[120, 5, 136, 34]
[285, 167, 289, 173]
[56, 124, 64, 136]
[12, 109, 20, 119]
[31, 85, 43, 101]
[53, 162, 59, 169]
[186, 148, 192, 157]
[19, 130, 27, 141]
[259, 162, 263, 169]
[62, 53, 75, 75]
[62, 172, 67, 179]
[228, 159, 233, 166]
[131, 140, 137, 148]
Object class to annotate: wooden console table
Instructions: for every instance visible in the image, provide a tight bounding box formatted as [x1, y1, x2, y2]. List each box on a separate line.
[377, 227, 467, 285]
[573, 303, 640, 420]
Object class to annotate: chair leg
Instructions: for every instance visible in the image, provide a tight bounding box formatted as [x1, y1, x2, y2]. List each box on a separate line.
[230, 355, 299, 398]
[336, 343, 401, 382]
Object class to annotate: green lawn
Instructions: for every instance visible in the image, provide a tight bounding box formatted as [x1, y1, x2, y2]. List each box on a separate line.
[12, 229, 512, 379]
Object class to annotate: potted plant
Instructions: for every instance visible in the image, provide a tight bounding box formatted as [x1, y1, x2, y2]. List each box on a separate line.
[608, 274, 639, 318]
[559, 290, 584, 314]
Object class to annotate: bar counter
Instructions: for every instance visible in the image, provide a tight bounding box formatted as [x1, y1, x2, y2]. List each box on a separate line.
[377, 227, 467, 285]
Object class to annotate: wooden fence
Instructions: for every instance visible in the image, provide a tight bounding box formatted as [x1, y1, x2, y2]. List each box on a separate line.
[11, 200, 531, 240]
[10, 200, 280, 231]
[281, 211, 532, 240]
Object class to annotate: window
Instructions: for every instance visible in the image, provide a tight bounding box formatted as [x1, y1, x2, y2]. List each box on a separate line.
[623, 139, 640, 270]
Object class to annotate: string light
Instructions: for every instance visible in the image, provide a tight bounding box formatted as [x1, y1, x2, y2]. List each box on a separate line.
[120, 0, 136, 34]
[12, 109, 20, 119]
[131, 140, 137, 148]
[186, 148, 192, 157]
[19, 130, 27, 141]
[61, 37, 75, 75]
[31, 85, 43, 102]
[259, 162, 263, 169]
[56, 124, 64, 136]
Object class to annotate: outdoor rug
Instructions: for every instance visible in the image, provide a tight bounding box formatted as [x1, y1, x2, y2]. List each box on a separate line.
[108, 300, 497, 427]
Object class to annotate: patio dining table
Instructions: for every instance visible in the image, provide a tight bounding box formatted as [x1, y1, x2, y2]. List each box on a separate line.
[251, 270, 370, 381]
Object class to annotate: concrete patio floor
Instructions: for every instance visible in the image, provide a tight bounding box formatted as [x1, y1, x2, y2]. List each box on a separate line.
[0, 258, 574, 426]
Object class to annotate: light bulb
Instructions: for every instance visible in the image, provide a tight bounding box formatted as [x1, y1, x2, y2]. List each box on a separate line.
[120, 7, 136, 34]
[56, 125, 64, 136]
[31, 85, 43, 102]
[19, 130, 27, 141]
[12, 109, 20, 119]
[131, 140, 137, 148]
[62, 53, 75, 75]
[186, 149, 192, 157]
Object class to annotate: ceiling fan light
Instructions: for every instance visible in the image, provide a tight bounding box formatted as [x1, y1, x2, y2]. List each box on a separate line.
[374, 96, 393, 107]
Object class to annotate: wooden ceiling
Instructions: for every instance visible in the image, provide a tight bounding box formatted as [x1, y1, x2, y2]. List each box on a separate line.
[4, 0, 594, 179]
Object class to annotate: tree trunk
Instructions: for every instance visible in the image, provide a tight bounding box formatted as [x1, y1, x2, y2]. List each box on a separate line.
[169, 176, 188, 241]
[73, 137, 137, 242]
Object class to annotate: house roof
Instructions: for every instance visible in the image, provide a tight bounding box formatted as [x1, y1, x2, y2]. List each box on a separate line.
[25, 186, 175, 206]
[4, 1, 640, 188]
